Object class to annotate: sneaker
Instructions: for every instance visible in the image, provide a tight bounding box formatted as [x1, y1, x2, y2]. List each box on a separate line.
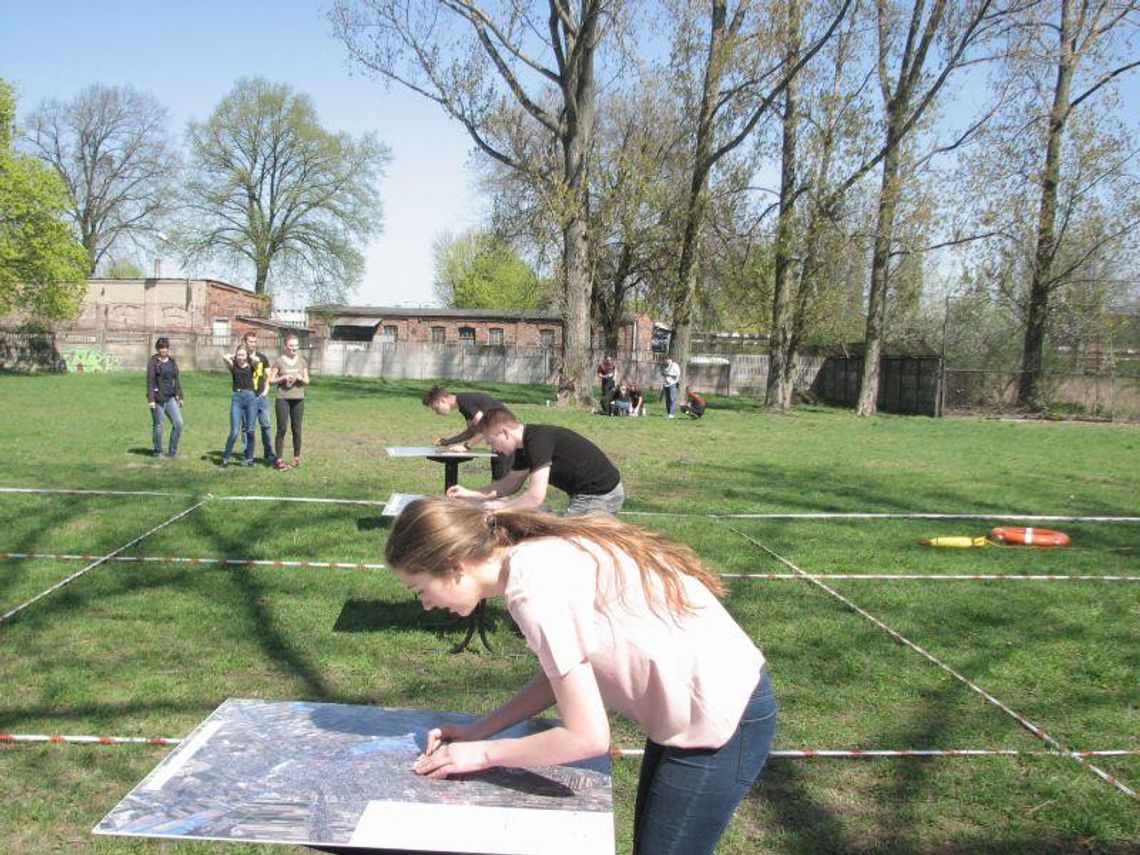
[220, 458, 231, 467]
[166, 451, 178, 458]
[275, 459, 289, 470]
[667, 413, 675, 419]
[153, 450, 163, 457]
[243, 458, 254, 467]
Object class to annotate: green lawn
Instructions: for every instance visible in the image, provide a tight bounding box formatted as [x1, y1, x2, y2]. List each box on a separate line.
[0, 371, 1137, 854]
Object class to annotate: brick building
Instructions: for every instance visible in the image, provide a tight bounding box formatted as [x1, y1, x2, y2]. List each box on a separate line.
[308, 305, 655, 354]
[59, 278, 272, 341]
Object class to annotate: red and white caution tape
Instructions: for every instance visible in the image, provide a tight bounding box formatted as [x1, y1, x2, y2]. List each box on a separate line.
[216, 494, 386, 506]
[0, 499, 210, 626]
[723, 523, 1139, 801]
[0, 552, 384, 571]
[0, 733, 182, 746]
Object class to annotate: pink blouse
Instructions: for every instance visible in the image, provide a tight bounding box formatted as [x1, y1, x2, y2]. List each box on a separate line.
[504, 537, 764, 748]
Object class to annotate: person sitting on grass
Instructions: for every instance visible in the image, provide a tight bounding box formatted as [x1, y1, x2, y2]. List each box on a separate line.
[422, 385, 514, 480]
[608, 381, 633, 416]
[679, 385, 707, 419]
[386, 497, 776, 855]
[446, 407, 624, 516]
[629, 383, 645, 417]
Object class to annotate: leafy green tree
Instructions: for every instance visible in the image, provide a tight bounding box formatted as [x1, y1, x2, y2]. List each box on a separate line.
[181, 77, 389, 302]
[433, 230, 550, 310]
[0, 80, 88, 319]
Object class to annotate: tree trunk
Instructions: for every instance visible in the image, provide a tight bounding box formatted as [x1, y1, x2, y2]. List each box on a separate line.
[767, 0, 802, 410]
[1017, 0, 1075, 410]
[856, 130, 903, 417]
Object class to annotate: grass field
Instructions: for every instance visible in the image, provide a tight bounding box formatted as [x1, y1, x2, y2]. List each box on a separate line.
[0, 371, 1137, 854]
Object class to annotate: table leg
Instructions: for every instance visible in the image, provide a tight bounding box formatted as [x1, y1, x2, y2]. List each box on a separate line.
[449, 600, 493, 654]
[444, 460, 460, 490]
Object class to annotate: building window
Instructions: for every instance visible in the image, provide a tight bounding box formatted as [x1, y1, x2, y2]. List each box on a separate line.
[212, 317, 231, 346]
[431, 326, 446, 344]
[381, 325, 398, 343]
[488, 328, 504, 346]
[539, 329, 555, 349]
[459, 326, 476, 345]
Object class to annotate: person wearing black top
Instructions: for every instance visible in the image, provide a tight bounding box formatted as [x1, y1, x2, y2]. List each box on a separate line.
[446, 407, 624, 516]
[422, 385, 514, 479]
[220, 345, 261, 466]
[146, 336, 184, 457]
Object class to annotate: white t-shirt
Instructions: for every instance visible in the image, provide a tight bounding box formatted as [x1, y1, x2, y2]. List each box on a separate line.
[504, 537, 764, 749]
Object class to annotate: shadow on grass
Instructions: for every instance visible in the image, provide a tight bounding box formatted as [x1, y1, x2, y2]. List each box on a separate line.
[333, 597, 510, 640]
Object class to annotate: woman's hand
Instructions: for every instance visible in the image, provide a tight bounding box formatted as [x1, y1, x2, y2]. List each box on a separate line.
[413, 724, 489, 779]
[445, 485, 482, 500]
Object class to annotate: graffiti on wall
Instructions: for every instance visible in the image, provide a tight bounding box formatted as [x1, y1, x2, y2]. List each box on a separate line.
[62, 347, 123, 373]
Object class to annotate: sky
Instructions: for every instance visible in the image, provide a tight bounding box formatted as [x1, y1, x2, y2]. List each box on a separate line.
[1, 0, 482, 308]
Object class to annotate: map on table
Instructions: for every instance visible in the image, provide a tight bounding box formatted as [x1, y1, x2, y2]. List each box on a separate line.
[385, 447, 495, 458]
[93, 698, 614, 854]
[381, 493, 427, 517]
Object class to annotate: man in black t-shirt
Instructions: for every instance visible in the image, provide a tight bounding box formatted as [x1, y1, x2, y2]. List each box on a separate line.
[422, 385, 513, 479]
[445, 407, 625, 516]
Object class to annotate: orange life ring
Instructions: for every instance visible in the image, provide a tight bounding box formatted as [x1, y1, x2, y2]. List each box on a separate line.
[990, 527, 1070, 547]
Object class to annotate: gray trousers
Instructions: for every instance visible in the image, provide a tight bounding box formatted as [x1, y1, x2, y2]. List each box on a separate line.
[565, 481, 625, 516]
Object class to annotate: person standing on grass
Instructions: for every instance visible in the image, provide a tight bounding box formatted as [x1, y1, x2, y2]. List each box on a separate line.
[220, 345, 258, 466]
[241, 330, 277, 465]
[422, 385, 514, 480]
[386, 497, 775, 855]
[662, 355, 681, 418]
[268, 333, 309, 470]
[446, 407, 624, 516]
[596, 353, 616, 400]
[146, 336, 183, 458]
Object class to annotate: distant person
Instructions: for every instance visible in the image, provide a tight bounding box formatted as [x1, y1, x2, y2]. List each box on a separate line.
[596, 353, 616, 399]
[267, 333, 309, 469]
[628, 383, 645, 417]
[146, 337, 183, 458]
[680, 386, 707, 419]
[386, 498, 775, 855]
[609, 381, 633, 416]
[446, 407, 624, 516]
[662, 355, 681, 418]
[220, 345, 259, 466]
[422, 385, 514, 479]
[241, 330, 277, 465]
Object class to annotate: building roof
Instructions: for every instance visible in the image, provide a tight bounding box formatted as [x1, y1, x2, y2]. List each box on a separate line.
[308, 305, 561, 323]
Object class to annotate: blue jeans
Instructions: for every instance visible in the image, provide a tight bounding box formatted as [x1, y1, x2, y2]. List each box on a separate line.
[224, 390, 257, 462]
[633, 668, 776, 855]
[151, 399, 183, 455]
[250, 394, 274, 459]
[663, 384, 679, 416]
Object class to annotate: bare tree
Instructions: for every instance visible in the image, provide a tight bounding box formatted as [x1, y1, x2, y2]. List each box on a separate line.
[25, 84, 179, 275]
[853, 0, 1003, 416]
[331, 0, 620, 405]
[667, 0, 853, 388]
[1013, 0, 1140, 408]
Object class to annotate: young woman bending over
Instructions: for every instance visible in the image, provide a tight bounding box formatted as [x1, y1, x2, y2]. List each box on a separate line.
[385, 498, 776, 855]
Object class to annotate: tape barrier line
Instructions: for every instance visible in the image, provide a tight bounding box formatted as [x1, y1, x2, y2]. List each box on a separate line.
[216, 495, 387, 506]
[624, 510, 1140, 523]
[2, 732, 1134, 759]
[0, 487, 188, 498]
[0, 499, 211, 627]
[722, 522, 1139, 801]
[2, 554, 1132, 581]
[0, 552, 385, 571]
[721, 573, 1140, 581]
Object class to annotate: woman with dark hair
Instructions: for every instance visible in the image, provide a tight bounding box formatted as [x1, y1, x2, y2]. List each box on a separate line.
[385, 497, 775, 855]
[146, 337, 183, 457]
[220, 344, 259, 466]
